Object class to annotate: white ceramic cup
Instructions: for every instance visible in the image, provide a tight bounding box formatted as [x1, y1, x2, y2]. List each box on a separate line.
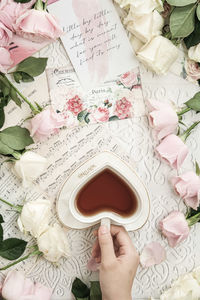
[69, 165, 143, 227]
[57, 151, 150, 230]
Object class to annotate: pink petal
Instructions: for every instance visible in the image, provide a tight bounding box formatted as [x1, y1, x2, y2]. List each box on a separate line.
[140, 242, 166, 268]
[87, 257, 100, 272]
[34, 282, 52, 300]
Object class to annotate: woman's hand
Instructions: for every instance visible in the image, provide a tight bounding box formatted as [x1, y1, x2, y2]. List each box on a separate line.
[92, 225, 139, 300]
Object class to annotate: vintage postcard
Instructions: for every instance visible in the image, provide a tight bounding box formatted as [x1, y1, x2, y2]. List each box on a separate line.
[48, 0, 139, 90]
[46, 66, 145, 128]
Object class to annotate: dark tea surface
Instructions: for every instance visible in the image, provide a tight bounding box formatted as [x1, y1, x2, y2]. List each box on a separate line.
[76, 168, 138, 217]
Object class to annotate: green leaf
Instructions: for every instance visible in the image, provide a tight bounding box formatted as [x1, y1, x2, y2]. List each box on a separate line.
[109, 116, 119, 121]
[0, 238, 27, 260]
[185, 91, 200, 112]
[184, 16, 200, 48]
[0, 141, 14, 155]
[84, 113, 90, 124]
[0, 107, 5, 129]
[0, 126, 33, 150]
[196, 161, 200, 176]
[10, 88, 21, 107]
[0, 225, 3, 243]
[170, 4, 196, 38]
[0, 215, 4, 223]
[13, 72, 22, 84]
[13, 72, 34, 83]
[16, 57, 48, 77]
[197, 4, 200, 21]
[90, 281, 102, 300]
[77, 110, 89, 123]
[20, 72, 34, 83]
[72, 278, 90, 299]
[0, 75, 10, 98]
[167, 0, 197, 6]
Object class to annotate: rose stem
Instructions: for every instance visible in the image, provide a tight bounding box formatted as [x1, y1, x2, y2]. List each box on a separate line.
[0, 249, 42, 271]
[0, 198, 22, 213]
[180, 121, 200, 142]
[187, 212, 200, 227]
[6, 77, 39, 114]
[177, 107, 191, 116]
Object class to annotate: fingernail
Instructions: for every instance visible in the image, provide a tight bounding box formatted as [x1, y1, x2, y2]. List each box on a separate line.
[99, 225, 108, 235]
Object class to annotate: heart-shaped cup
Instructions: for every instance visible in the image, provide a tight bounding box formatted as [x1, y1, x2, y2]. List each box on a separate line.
[57, 152, 150, 229]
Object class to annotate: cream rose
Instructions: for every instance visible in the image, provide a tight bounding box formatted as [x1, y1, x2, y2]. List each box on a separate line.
[115, 0, 163, 13]
[160, 272, 200, 300]
[137, 36, 179, 74]
[13, 151, 47, 186]
[37, 224, 70, 262]
[125, 10, 164, 43]
[17, 199, 52, 238]
[188, 43, 200, 63]
[129, 35, 144, 52]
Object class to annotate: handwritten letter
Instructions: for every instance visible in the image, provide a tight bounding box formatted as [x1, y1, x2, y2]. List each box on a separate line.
[49, 0, 138, 90]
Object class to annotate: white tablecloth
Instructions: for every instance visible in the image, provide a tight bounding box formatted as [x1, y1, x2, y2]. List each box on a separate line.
[0, 40, 200, 300]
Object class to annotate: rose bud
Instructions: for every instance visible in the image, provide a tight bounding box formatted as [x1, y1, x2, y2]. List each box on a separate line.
[156, 134, 188, 169]
[159, 211, 190, 247]
[172, 171, 200, 210]
[147, 99, 178, 139]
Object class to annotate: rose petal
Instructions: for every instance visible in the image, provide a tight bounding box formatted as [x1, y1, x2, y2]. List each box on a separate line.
[87, 257, 100, 272]
[140, 242, 166, 267]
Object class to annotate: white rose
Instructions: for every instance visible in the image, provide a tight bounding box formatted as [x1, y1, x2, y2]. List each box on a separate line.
[192, 267, 200, 285]
[13, 151, 47, 186]
[137, 36, 179, 74]
[160, 273, 200, 300]
[129, 35, 144, 53]
[115, 0, 163, 13]
[17, 199, 52, 238]
[37, 224, 70, 262]
[188, 43, 200, 63]
[125, 10, 164, 43]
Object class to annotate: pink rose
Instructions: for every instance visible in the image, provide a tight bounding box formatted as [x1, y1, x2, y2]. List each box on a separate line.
[0, 0, 36, 30]
[0, 47, 13, 73]
[88, 107, 109, 123]
[115, 97, 132, 119]
[30, 107, 66, 140]
[1, 270, 52, 300]
[140, 242, 166, 268]
[159, 211, 190, 247]
[172, 171, 200, 210]
[156, 134, 188, 169]
[66, 95, 83, 116]
[147, 99, 178, 140]
[120, 71, 138, 88]
[0, 22, 13, 47]
[15, 9, 63, 42]
[185, 59, 200, 81]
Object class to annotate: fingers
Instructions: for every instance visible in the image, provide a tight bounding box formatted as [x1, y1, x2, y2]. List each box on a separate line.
[98, 225, 116, 265]
[110, 225, 135, 255]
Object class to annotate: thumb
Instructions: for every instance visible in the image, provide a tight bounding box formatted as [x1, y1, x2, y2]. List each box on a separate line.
[98, 225, 115, 265]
